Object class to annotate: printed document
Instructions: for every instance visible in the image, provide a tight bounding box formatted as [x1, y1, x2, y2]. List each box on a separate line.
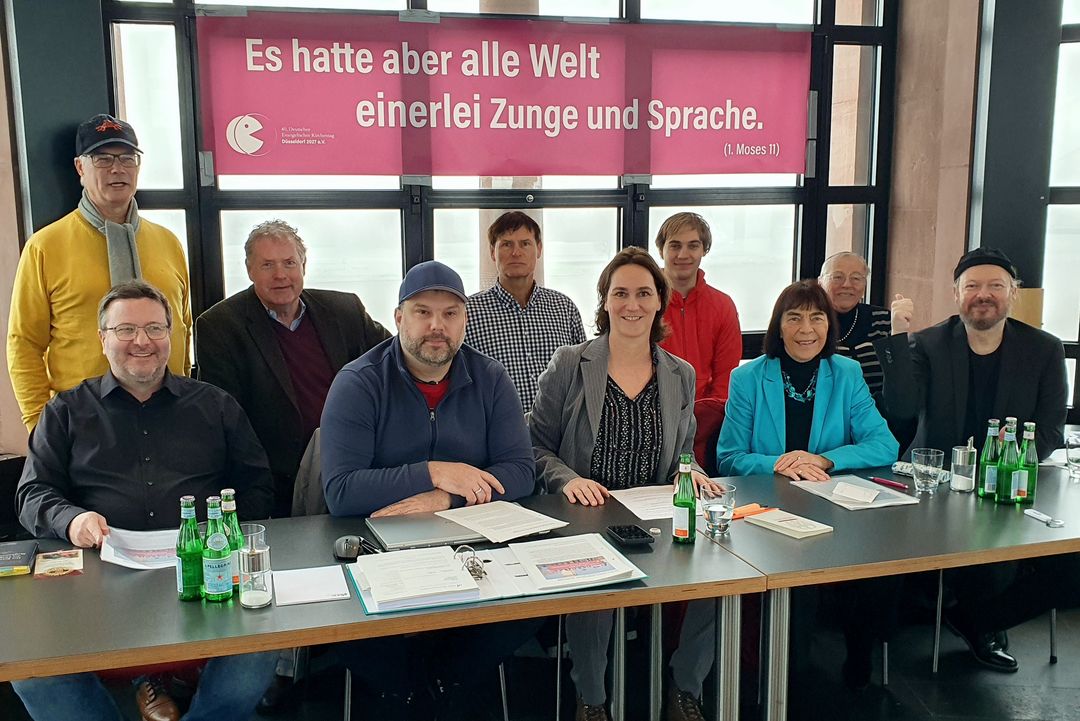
[350, 546, 479, 611]
[435, 501, 568, 543]
[508, 533, 640, 591]
[610, 485, 704, 521]
[100, 527, 178, 570]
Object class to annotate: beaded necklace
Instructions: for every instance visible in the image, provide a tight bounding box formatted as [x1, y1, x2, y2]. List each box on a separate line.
[781, 369, 818, 403]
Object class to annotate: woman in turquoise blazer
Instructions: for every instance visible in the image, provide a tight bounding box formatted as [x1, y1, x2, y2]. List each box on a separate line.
[716, 282, 898, 478]
[715, 280, 899, 689]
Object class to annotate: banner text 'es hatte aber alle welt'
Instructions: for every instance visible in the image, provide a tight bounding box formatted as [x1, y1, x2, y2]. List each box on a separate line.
[198, 13, 811, 176]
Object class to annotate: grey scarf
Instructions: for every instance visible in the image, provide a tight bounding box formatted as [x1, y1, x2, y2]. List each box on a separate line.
[78, 189, 142, 284]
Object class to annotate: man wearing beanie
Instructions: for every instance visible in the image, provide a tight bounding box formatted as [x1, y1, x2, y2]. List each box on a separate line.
[875, 247, 1074, 673]
[7, 113, 192, 431]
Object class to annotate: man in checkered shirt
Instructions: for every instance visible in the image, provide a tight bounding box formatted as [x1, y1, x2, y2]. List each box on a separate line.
[464, 211, 586, 412]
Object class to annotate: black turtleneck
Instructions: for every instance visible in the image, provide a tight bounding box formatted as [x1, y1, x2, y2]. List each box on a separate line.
[779, 350, 821, 453]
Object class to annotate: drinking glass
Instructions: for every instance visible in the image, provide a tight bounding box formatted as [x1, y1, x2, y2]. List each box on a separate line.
[1067, 434, 1080, 483]
[911, 448, 944, 495]
[700, 483, 737, 537]
[238, 523, 272, 609]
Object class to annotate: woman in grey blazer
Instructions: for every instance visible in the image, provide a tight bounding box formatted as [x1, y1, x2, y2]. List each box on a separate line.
[530, 248, 715, 721]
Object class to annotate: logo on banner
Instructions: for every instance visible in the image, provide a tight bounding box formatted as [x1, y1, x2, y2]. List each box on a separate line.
[226, 114, 269, 156]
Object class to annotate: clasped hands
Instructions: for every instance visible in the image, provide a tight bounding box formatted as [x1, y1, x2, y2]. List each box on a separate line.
[562, 470, 717, 506]
[773, 451, 834, 481]
[371, 461, 505, 517]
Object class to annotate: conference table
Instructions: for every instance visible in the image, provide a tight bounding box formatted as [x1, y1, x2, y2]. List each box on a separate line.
[711, 465, 1080, 721]
[0, 494, 764, 721]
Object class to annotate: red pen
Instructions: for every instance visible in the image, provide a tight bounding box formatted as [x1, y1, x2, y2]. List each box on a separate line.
[870, 476, 909, 491]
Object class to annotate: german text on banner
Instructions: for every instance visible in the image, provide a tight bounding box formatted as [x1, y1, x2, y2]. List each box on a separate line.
[197, 13, 811, 176]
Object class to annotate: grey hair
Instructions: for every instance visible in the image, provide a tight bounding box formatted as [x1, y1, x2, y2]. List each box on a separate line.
[97, 280, 172, 330]
[244, 220, 308, 267]
[819, 251, 869, 278]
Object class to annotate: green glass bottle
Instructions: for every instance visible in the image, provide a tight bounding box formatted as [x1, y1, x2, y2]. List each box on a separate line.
[672, 453, 696, 544]
[176, 495, 203, 601]
[977, 419, 1001, 499]
[220, 488, 243, 592]
[995, 418, 1020, 505]
[202, 496, 233, 601]
[1016, 422, 1038, 504]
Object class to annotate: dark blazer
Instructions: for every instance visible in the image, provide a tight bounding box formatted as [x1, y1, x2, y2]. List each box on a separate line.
[195, 286, 390, 515]
[530, 335, 702, 495]
[874, 316, 1067, 460]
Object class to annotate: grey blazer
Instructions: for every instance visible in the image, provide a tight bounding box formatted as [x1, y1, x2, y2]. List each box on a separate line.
[530, 334, 702, 494]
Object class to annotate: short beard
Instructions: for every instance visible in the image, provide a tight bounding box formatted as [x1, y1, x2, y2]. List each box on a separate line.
[961, 302, 1006, 331]
[402, 334, 457, 368]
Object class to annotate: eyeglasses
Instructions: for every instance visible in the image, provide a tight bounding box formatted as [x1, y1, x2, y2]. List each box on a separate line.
[85, 153, 141, 169]
[104, 323, 170, 341]
[822, 272, 867, 285]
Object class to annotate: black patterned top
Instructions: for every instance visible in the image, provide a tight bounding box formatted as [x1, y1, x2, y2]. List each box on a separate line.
[589, 375, 663, 490]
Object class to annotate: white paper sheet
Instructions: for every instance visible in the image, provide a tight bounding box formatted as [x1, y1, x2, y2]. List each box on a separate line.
[351, 546, 479, 610]
[508, 533, 640, 591]
[791, 475, 919, 511]
[100, 527, 178, 570]
[435, 501, 568, 543]
[609, 486, 705, 520]
[272, 566, 351, 606]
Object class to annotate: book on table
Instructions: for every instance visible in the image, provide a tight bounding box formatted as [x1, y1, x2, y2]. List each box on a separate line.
[0, 540, 37, 577]
[744, 509, 833, 539]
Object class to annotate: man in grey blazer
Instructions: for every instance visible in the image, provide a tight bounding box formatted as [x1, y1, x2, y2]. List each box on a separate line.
[195, 220, 390, 518]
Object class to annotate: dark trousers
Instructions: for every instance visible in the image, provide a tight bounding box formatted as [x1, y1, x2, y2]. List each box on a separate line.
[339, 619, 542, 695]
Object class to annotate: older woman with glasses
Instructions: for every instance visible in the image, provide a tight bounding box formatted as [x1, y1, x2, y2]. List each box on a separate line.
[716, 279, 899, 687]
[531, 247, 716, 721]
[817, 252, 891, 396]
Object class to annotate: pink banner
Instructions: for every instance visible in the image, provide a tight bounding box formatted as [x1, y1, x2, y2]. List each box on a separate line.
[197, 13, 810, 176]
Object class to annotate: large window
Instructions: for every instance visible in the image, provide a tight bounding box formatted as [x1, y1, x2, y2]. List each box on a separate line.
[1046, 7, 1080, 418]
[103, 0, 897, 364]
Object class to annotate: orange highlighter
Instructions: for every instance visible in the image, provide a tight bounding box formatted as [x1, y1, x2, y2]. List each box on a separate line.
[732, 503, 773, 520]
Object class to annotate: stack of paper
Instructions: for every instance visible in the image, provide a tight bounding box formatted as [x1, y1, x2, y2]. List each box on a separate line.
[745, 509, 833, 539]
[273, 566, 351, 606]
[435, 501, 568, 543]
[350, 546, 480, 612]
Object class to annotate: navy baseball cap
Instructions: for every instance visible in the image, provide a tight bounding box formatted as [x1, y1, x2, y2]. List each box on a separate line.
[953, 247, 1018, 281]
[76, 114, 141, 156]
[398, 261, 467, 304]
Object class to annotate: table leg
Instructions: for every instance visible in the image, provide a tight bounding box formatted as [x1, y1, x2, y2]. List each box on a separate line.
[612, 607, 627, 721]
[715, 595, 742, 721]
[932, 570, 943, 674]
[764, 588, 790, 721]
[555, 614, 563, 721]
[650, 604, 662, 721]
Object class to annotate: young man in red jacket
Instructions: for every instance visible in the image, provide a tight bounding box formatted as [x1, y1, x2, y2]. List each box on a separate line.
[656, 212, 742, 401]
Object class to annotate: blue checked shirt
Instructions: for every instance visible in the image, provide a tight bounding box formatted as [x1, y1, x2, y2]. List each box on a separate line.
[465, 282, 586, 412]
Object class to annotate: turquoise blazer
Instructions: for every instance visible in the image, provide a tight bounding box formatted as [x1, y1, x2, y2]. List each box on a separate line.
[716, 354, 899, 476]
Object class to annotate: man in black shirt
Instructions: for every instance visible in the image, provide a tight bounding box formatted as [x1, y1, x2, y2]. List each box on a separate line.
[13, 280, 275, 721]
[876, 248, 1074, 674]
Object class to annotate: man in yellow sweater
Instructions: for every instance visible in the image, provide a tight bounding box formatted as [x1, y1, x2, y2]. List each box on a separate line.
[7, 114, 192, 431]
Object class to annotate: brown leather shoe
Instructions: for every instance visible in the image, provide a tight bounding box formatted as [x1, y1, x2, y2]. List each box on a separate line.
[575, 697, 610, 721]
[665, 685, 705, 721]
[136, 676, 180, 721]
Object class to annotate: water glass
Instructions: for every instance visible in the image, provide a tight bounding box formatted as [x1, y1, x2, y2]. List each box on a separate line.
[950, 446, 976, 493]
[911, 448, 944, 495]
[1067, 434, 1080, 483]
[700, 483, 737, 537]
[239, 523, 272, 609]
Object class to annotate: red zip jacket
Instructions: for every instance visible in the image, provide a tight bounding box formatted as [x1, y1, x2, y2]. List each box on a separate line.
[660, 270, 742, 402]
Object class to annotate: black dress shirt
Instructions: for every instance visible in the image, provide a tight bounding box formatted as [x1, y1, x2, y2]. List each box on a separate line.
[16, 371, 273, 540]
[589, 375, 663, 490]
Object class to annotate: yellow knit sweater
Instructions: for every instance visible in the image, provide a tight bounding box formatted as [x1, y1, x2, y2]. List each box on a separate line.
[7, 210, 192, 430]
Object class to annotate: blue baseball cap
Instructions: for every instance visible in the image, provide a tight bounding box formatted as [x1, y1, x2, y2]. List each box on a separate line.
[398, 261, 467, 305]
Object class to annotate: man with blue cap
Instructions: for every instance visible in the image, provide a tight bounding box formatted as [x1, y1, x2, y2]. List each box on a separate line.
[320, 261, 536, 720]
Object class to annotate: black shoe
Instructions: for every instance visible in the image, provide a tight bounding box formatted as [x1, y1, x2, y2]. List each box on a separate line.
[995, 630, 1009, 652]
[944, 615, 1018, 672]
[255, 675, 294, 716]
